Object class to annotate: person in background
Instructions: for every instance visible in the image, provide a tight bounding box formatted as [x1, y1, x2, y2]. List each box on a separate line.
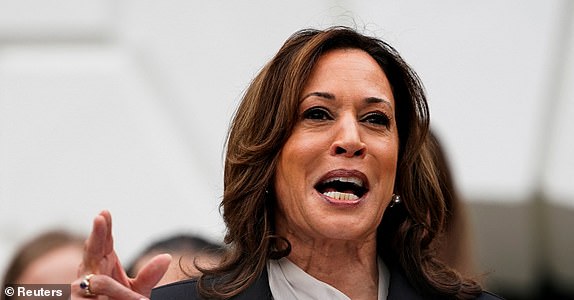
[428, 130, 478, 277]
[71, 27, 503, 299]
[1, 230, 84, 299]
[126, 234, 224, 286]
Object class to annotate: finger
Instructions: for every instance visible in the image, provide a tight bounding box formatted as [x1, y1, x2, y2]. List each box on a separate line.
[80, 214, 109, 274]
[109, 250, 131, 285]
[100, 210, 114, 254]
[71, 277, 100, 300]
[71, 275, 149, 300]
[132, 254, 172, 296]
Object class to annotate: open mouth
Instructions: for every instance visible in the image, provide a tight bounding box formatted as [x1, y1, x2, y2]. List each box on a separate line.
[314, 174, 368, 202]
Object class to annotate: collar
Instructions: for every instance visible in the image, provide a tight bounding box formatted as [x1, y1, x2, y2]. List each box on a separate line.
[267, 257, 390, 300]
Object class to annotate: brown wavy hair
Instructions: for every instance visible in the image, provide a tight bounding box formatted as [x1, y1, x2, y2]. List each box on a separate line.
[198, 26, 482, 299]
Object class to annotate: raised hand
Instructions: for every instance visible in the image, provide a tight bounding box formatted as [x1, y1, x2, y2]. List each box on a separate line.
[71, 211, 171, 300]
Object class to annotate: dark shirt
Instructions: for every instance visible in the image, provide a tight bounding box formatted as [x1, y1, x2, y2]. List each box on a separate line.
[151, 266, 504, 299]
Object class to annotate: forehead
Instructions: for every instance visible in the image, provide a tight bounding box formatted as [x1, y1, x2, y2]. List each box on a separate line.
[317, 48, 380, 66]
[301, 48, 394, 104]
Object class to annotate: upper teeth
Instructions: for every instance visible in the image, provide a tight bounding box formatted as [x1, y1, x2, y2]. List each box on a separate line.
[322, 176, 364, 187]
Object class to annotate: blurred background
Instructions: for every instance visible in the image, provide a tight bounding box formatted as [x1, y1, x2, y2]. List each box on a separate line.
[0, 1, 572, 299]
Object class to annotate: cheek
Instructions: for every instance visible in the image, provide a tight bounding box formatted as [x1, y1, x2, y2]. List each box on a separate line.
[371, 140, 399, 187]
[273, 133, 320, 219]
[274, 149, 300, 214]
[275, 133, 318, 187]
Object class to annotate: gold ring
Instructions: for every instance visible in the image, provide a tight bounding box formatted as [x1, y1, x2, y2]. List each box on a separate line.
[79, 273, 96, 297]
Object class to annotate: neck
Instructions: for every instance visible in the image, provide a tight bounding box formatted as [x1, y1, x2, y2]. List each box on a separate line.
[283, 232, 380, 299]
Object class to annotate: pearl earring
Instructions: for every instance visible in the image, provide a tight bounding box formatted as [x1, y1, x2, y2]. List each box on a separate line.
[390, 194, 401, 208]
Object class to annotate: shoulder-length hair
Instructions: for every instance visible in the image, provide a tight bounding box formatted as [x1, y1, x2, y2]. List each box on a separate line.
[198, 26, 482, 299]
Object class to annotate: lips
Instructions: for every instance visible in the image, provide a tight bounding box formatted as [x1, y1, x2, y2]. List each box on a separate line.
[314, 169, 369, 203]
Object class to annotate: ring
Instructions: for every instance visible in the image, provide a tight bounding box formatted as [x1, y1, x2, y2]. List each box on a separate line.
[79, 274, 96, 297]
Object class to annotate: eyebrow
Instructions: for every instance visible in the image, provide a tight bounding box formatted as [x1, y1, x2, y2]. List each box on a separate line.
[301, 92, 392, 109]
[301, 91, 335, 100]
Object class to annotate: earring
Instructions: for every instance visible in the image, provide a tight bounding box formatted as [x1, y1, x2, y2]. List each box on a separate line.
[389, 194, 401, 208]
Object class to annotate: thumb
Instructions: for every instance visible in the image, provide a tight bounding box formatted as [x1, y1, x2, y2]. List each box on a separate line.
[132, 253, 172, 296]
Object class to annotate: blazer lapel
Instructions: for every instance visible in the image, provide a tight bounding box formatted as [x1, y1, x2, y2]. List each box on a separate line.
[387, 267, 425, 300]
[232, 268, 273, 300]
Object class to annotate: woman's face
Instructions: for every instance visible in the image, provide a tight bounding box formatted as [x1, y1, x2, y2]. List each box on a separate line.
[274, 48, 399, 242]
[17, 244, 83, 284]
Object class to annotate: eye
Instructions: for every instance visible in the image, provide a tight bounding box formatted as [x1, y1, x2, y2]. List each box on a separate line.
[303, 107, 333, 121]
[361, 112, 391, 127]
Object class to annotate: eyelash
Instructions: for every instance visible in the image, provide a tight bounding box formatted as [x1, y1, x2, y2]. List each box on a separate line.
[361, 112, 391, 127]
[302, 107, 391, 128]
[302, 107, 332, 120]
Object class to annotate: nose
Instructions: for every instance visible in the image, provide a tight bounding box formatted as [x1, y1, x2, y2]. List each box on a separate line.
[329, 116, 366, 158]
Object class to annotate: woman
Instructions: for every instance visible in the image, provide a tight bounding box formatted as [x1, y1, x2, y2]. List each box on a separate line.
[72, 27, 502, 299]
[2, 230, 84, 300]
